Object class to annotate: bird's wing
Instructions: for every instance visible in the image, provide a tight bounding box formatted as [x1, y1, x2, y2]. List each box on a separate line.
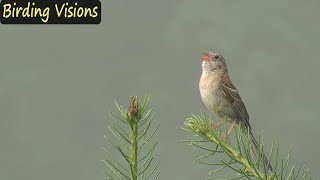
[220, 74, 251, 129]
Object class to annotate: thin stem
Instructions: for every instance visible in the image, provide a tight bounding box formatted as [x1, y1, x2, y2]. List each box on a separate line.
[131, 120, 138, 180]
[104, 95, 159, 180]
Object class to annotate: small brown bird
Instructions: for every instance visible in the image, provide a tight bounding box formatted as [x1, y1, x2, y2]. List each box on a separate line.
[199, 51, 272, 171]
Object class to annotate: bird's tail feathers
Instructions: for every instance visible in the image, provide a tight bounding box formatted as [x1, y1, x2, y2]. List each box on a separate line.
[248, 129, 273, 172]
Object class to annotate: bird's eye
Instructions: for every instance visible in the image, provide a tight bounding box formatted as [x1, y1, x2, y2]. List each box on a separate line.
[214, 55, 219, 59]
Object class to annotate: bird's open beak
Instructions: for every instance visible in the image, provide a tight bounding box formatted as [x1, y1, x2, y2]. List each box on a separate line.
[201, 53, 210, 61]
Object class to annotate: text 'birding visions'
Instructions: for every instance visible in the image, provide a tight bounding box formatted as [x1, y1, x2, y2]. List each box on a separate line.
[0, 0, 101, 24]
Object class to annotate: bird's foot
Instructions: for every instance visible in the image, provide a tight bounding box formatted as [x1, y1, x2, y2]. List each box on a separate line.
[220, 120, 237, 142]
[220, 134, 230, 142]
[209, 121, 225, 129]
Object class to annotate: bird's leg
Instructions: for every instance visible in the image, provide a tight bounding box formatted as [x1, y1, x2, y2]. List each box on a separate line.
[210, 121, 225, 129]
[221, 120, 236, 141]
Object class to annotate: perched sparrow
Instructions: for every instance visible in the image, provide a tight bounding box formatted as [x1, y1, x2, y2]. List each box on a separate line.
[199, 52, 272, 171]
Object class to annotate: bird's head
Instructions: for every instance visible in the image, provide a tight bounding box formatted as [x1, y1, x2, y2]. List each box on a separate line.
[201, 52, 228, 74]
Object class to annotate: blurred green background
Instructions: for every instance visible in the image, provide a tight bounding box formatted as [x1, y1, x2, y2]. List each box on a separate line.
[1, 1, 319, 179]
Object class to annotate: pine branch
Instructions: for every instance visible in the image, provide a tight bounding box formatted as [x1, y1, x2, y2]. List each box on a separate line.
[183, 111, 311, 180]
[103, 95, 160, 180]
